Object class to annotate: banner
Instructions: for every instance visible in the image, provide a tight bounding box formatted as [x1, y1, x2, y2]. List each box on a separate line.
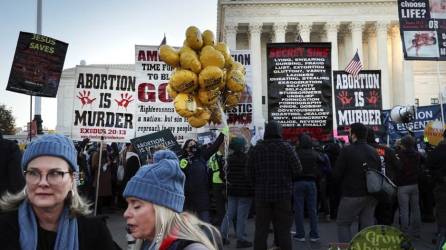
[130, 129, 181, 161]
[6, 32, 68, 97]
[226, 50, 253, 128]
[383, 104, 446, 143]
[71, 67, 136, 142]
[135, 45, 193, 142]
[397, 0, 446, 60]
[267, 43, 332, 140]
[334, 71, 383, 135]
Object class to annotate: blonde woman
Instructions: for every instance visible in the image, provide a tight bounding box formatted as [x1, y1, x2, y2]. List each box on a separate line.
[123, 150, 222, 250]
[0, 134, 116, 250]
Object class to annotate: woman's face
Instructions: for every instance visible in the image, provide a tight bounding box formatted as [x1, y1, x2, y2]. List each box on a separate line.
[124, 198, 156, 240]
[26, 156, 73, 211]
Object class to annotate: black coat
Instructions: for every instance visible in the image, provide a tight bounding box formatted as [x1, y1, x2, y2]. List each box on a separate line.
[0, 138, 25, 195]
[227, 151, 253, 197]
[0, 210, 117, 250]
[333, 140, 381, 197]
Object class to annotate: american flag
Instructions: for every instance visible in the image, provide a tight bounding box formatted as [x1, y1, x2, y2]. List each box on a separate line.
[296, 33, 303, 43]
[159, 33, 167, 46]
[345, 51, 363, 77]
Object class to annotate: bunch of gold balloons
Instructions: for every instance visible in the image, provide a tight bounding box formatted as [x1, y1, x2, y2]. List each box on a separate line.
[159, 26, 246, 128]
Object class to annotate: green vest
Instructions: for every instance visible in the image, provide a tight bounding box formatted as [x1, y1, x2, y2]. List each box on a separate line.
[208, 153, 223, 184]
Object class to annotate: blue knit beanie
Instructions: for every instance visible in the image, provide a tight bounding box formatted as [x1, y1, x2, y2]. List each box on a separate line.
[22, 134, 78, 172]
[123, 149, 185, 213]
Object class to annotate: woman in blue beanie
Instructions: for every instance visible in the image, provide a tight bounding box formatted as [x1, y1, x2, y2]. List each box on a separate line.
[0, 134, 117, 250]
[123, 149, 223, 250]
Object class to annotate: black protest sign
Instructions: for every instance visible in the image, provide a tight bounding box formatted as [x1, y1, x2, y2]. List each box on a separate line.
[267, 43, 332, 141]
[130, 129, 182, 160]
[334, 71, 383, 135]
[397, 0, 446, 60]
[6, 32, 68, 97]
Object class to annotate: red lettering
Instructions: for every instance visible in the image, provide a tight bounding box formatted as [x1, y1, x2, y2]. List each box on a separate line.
[269, 48, 305, 58]
[306, 48, 329, 58]
[158, 83, 171, 102]
[147, 51, 159, 61]
[138, 83, 156, 102]
[137, 50, 146, 61]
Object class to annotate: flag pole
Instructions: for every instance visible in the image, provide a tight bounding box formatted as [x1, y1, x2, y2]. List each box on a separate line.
[437, 60, 445, 125]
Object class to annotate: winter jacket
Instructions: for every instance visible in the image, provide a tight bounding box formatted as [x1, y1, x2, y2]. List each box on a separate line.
[333, 140, 381, 197]
[122, 151, 141, 192]
[395, 148, 421, 187]
[295, 134, 321, 182]
[226, 151, 253, 197]
[369, 143, 400, 183]
[0, 210, 117, 250]
[0, 137, 25, 195]
[427, 140, 446, 185]
[180, 133, 224, 212]
[246, 121, 302, 202]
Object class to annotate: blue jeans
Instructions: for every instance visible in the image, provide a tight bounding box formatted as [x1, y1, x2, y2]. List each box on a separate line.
[220, 196, 252, 241]
[293, 181, 319, 239]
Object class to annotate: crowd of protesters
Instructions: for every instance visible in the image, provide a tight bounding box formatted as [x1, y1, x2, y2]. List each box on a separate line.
[0, 120, 446, 249]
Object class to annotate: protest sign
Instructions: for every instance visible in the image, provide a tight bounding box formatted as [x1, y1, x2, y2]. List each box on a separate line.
[135, 45, 194, 142]
[131, 129, 181, 161]
[6, 32, 68, 97]
[334, 71, 383, 135]
[397, 0, 446, 60]
[267, 43, 332, 140]
[226, 50, 253, 128]
[71, 67, 136, 142]
[350, 225, 413, 250]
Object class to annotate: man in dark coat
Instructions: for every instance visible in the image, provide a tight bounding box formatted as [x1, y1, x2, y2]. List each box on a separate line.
[247, 121, 302, 250]
[0, 132, 25, 196]
[427, 131, 446, 248]
[333, 123, 381, 243]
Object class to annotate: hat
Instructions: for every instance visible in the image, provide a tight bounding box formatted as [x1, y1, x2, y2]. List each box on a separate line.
[123, 149, 185, 213]
[22, 134, 78, 172]
[229, 137, 246, 152]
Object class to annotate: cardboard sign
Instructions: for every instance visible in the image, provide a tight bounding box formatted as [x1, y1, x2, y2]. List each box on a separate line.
[130, 129, 182, 161]
[6, 32, 68, 97]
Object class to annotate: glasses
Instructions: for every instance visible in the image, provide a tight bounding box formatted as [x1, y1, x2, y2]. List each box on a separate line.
[24, 169, 72, 185]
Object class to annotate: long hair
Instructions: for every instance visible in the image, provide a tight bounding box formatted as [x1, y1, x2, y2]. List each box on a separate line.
[134, 204, 221, 250]
[0, 179, 92, 216]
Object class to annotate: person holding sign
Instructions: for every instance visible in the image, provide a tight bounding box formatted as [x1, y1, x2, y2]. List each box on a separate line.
[0, 134, 117, 250]
[179, 129, 226, 223]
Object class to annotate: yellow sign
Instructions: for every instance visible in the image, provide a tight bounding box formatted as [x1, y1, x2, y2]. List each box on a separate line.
[424, 120, 445, 146]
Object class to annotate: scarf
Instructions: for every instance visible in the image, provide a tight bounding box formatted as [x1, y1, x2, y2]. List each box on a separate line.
[18, 200, 79, 250]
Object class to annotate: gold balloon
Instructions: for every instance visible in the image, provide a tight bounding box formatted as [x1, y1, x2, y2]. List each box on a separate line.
[200, 45, 225, 69]
[174, 93, 197, 118]
[198, 66, 225, 91]
[225, 92, 241, 108]
[226, 70, 245, 92]
[214, 42, 232, 68]
[169, 69, 198, 93]
[166, 84, 178, 99]
[159, 45, 179, 68]
[180, 50, 201, 74]
[185, 26, 203, 50]
[188, 108, 211, 128]
[202, 30, 215, 46]
[197, 88, 220, 106]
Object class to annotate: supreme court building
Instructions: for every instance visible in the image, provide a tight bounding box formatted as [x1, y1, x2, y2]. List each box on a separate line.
[216, 0, 446, 126]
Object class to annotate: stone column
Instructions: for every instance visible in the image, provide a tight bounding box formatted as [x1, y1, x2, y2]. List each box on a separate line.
[325, 22, 340, 71]
[350, 21, 365, 58]
[391, 25, 404, 105]
[377, 21, 391, 108]
[273, 22, 287, 43]
[249, 22, 264, 126]
[403, 61, 415, 105]
[367, 26, 378, 69]
[298, 22, 312, 42]
[224, 23, 238, 50]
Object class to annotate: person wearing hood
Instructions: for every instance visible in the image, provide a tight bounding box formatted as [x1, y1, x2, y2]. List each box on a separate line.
[0, 131, 25, 196]
[179, 131, 226, 223]
[292, 134, 322, 242]
[123, 149, 223, 250]
[247, 121, 302, 250]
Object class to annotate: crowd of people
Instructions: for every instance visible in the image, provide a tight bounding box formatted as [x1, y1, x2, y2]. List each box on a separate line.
[0, 120, 445, 250]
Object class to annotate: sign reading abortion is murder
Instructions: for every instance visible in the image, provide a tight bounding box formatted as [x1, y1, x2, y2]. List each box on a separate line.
[71, 67, 136, 142]
[334, 71, 383, 135]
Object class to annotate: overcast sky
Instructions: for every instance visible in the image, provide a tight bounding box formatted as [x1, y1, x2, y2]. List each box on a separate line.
[0, 0, 218, 129]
